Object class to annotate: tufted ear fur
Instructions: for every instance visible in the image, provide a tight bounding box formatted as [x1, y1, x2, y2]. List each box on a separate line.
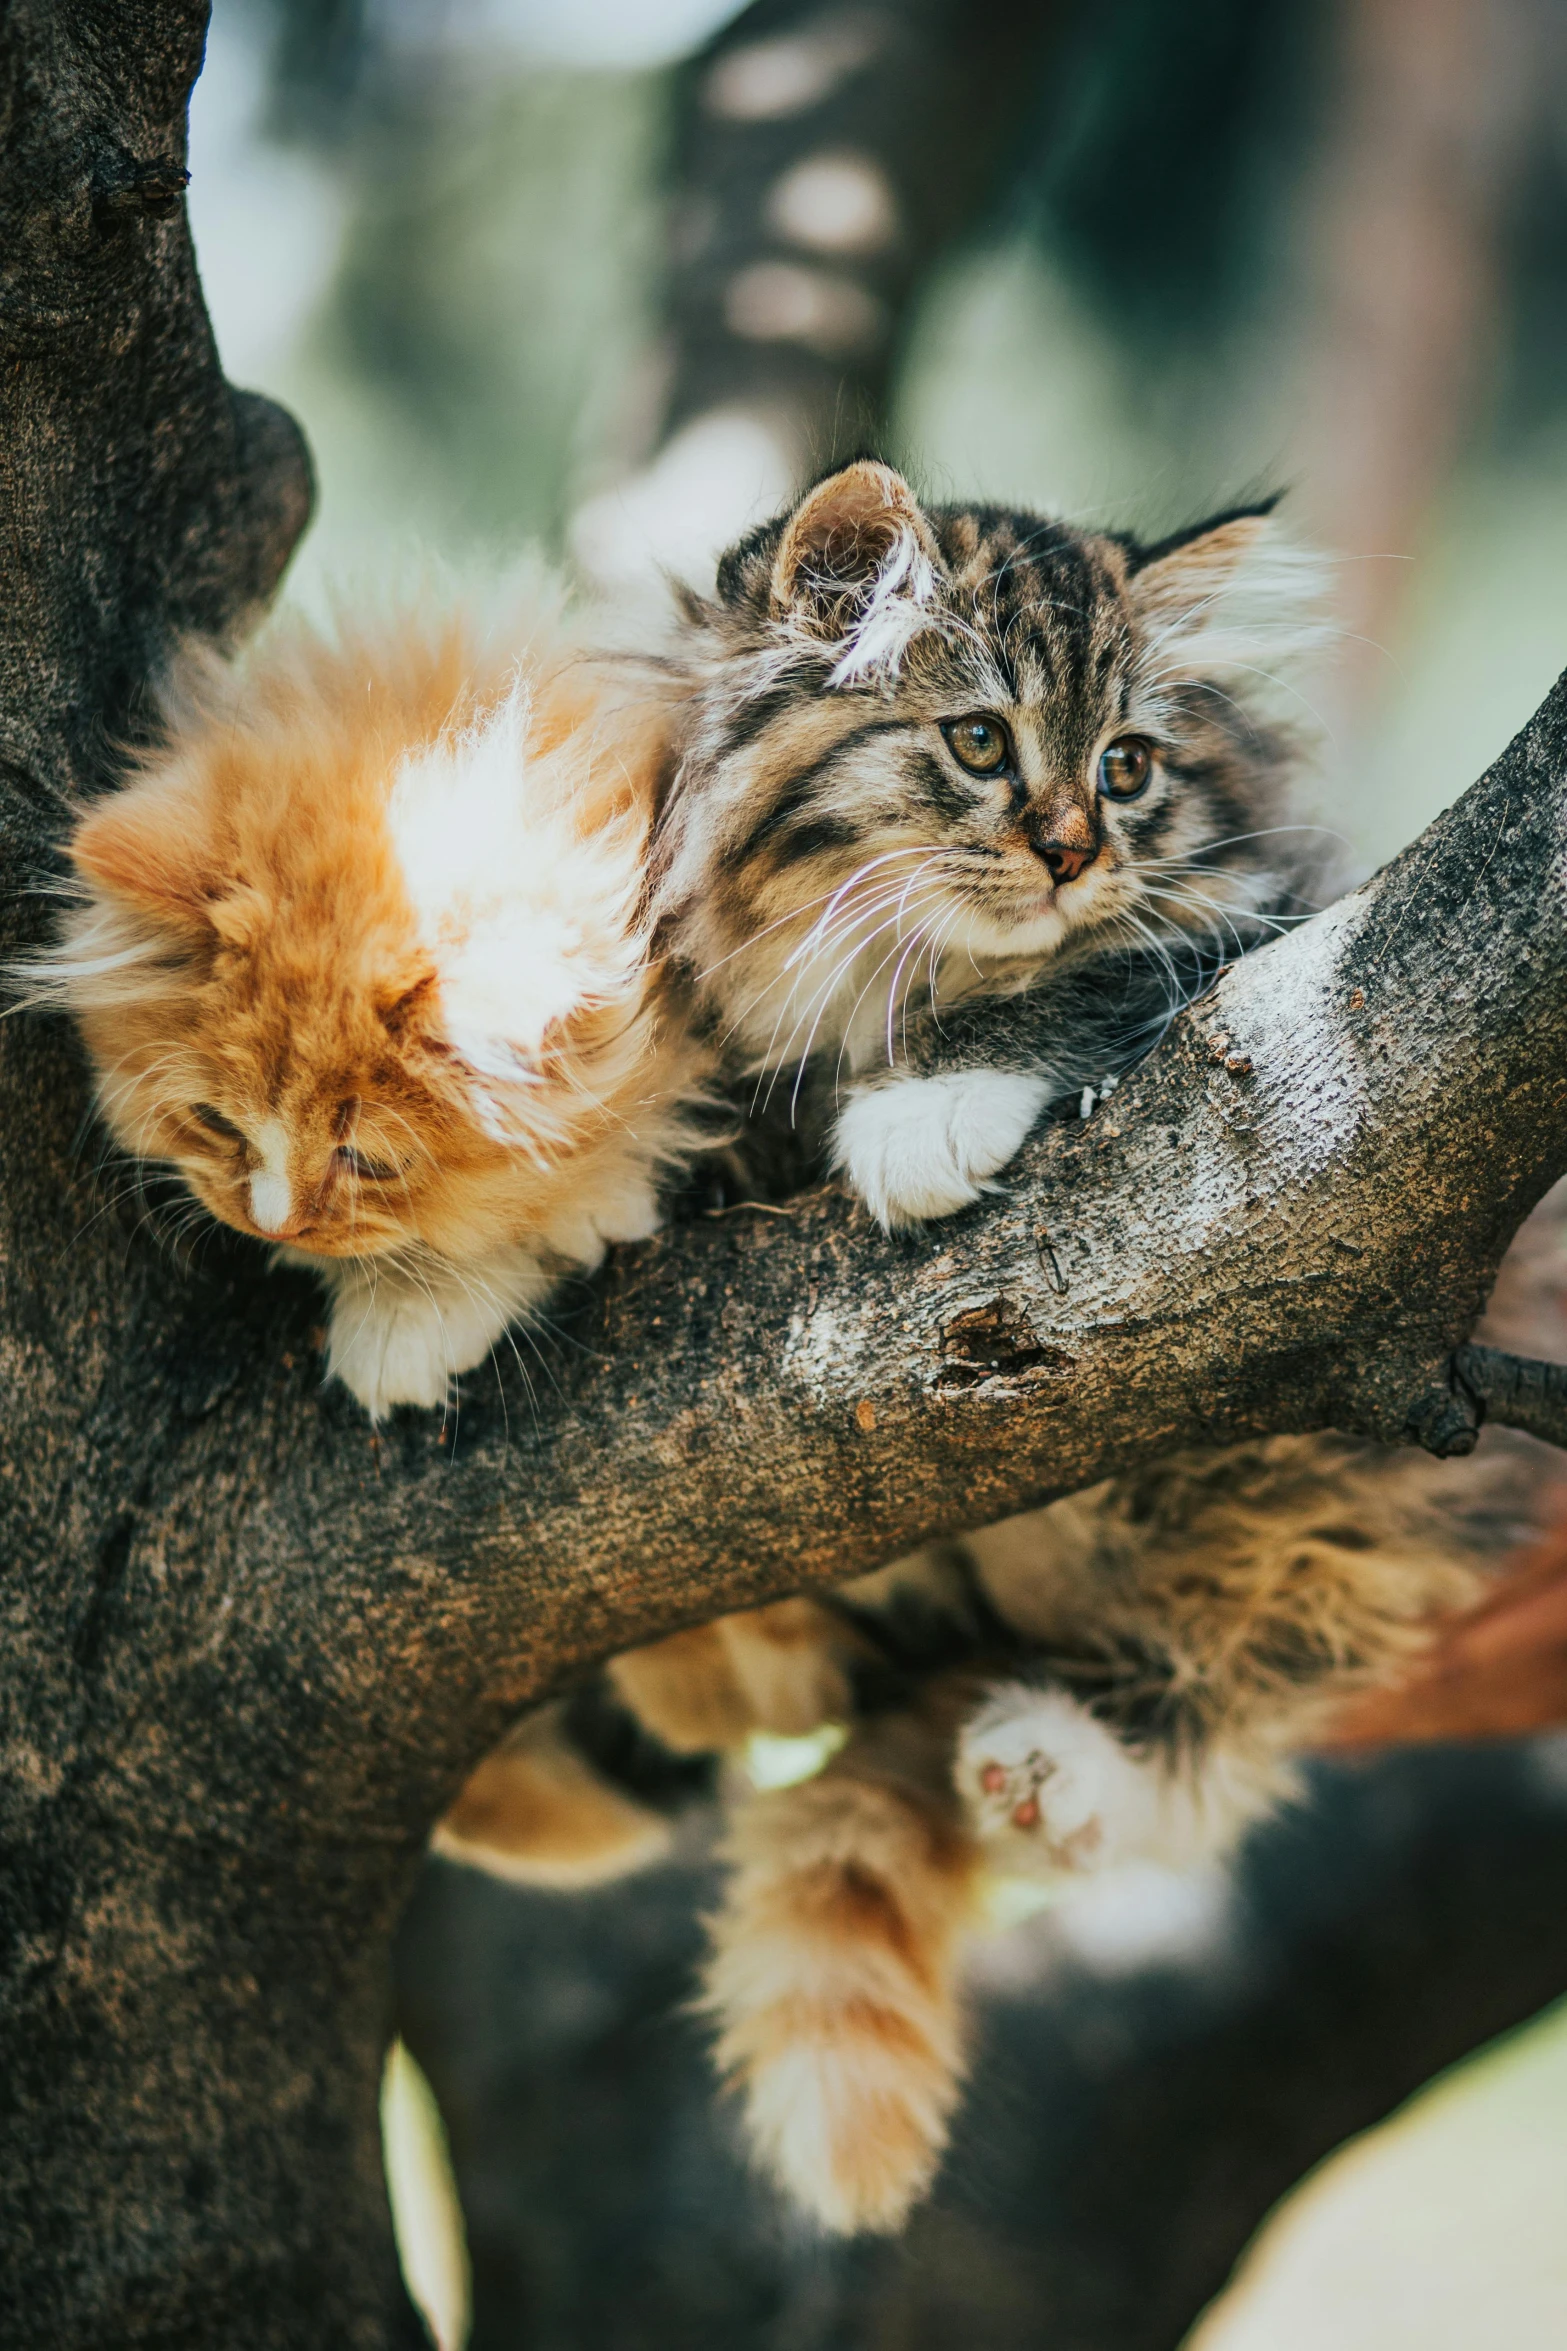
[1126, 502, 1329, 685]
[70, 777, 221, 929]
[771, 461, 935, 614]
[771, 461, 945, 686]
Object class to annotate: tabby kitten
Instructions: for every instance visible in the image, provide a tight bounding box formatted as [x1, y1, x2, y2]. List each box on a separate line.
[654, 456, 1325, 1222]
[32, 601, 708, 1417]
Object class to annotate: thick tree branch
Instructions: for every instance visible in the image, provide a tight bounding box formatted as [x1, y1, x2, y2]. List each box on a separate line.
[4, 7, 1567, 2347]
[241, 676, 1567, 1731]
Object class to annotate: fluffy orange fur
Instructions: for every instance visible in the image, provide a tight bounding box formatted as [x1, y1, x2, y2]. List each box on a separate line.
[33, 600, 710, 1415]
[703, 1697, 980, 2236]
[609, 1597, 851, 1749]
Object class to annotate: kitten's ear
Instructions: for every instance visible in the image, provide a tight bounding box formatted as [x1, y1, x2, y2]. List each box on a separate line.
[770, 461, 944, 683]
[379, 972, 441, 1038]
[71, 784, 219, 926]
[1126, 502, 1327, 680]
[1127, 505, 1276, 623]
[773, 462, 939, 612]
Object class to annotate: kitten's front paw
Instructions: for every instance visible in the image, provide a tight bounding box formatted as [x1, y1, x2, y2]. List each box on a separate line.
[325, 1281, 505, 1418]
[543, 1169, 662, 1266]
[327, 1291, 457, 1418]
[955, 1686, 1155, 1874]
[832, 1069, 1051, 1229]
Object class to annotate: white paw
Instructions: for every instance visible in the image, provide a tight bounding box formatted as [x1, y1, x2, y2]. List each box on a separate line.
[543, 1168, 662, 1264]
[955, 1685, 1159, 1875]
[591, 1171, 663, 1247]
[831, 1069, 1051, 1230]
[326, 1290, 460, 1418]
[324, 1264, 537, 1418]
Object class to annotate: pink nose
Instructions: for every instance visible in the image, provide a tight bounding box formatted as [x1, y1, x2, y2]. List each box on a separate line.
[1026, 805, 1097, 884]
[1039, 836, 1091, 884]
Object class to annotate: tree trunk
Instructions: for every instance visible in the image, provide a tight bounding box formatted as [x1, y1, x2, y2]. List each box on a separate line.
[4, 8, 1567, 2346]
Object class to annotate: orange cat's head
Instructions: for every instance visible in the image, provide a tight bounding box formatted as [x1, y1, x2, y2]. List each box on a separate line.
[36, 609, 679, 1266]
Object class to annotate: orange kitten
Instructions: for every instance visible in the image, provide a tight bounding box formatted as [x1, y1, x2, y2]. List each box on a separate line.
[476, 1439, 1524, 2235]
[32, 601, 709, 1416]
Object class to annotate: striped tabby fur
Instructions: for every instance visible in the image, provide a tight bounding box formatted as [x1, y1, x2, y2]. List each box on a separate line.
[654, 458, 1329, 1227]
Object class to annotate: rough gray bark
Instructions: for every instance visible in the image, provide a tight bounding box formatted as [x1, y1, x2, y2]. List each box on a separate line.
[3, 7, 1567, 2348]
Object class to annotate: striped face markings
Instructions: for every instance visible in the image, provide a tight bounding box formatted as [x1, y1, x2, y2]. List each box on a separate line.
[177, 1087, 415, 1249]
[664, 463, 1307, 1053]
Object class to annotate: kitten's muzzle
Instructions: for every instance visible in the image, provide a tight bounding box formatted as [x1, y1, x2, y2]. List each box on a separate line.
[237, 1220, 370, 1259]
[238, 1208, 318, 1246]
[1023, 803, 1098, 886]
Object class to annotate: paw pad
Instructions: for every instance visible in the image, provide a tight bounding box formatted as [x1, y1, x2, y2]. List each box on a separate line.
[980, 1760, 1045, 1830]
[957, 1695, 1127, 1870]
[970, 1748, 1059, 1835]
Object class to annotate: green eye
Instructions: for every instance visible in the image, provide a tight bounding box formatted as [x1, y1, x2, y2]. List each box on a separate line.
[190, 1102, 243, 1142]
[1097, 737, 1152, 800]
[942, 715, 1012, 776]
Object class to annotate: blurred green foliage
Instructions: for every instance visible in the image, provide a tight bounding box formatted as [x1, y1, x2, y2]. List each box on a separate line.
[202, 0, 1567, 864]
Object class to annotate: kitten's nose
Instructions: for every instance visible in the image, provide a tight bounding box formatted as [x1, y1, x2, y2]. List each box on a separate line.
[1027, 806, 1097, 885]
[1040, 837, 1091, 884]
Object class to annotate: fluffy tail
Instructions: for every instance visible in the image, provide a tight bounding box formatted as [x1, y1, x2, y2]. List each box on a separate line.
[703, 1733, 980, 2234]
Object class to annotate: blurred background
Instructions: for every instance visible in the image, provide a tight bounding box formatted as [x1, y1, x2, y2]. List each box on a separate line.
[186, 3, 1567, 2344]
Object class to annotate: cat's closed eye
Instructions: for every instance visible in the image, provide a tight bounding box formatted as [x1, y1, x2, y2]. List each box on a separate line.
[941, 715, 1013, 776]
[335, 1144, 399, 1183]
[190, 1102, 243, 1142]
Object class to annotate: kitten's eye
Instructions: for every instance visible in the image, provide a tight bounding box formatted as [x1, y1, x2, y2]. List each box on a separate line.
[335, 1144, 398, 1183]
[941, 715, 1012, 776]
[1097, 737, 1153, 801]
[190, 1103, 243, 1142]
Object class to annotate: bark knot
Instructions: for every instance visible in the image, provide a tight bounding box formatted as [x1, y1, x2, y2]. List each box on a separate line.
[930, 1296, 1076, 1399]
[93, 159, 190, 224]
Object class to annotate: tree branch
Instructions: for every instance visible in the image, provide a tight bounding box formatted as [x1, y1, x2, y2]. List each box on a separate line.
[1454, 1343, 1567, 1450]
